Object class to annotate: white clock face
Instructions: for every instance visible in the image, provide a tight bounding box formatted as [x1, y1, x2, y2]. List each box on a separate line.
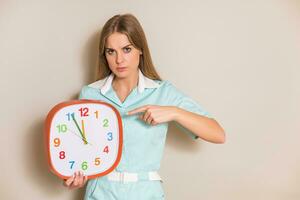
[47, 101, 122, 178]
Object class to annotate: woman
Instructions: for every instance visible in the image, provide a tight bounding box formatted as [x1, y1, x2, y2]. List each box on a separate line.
[64, 13, 225, 199]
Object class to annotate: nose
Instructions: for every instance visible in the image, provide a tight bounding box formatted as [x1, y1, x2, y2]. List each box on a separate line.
[116, 52, 124, 64]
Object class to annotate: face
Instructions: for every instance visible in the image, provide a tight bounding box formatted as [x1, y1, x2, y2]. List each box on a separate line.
[104, 32, 142, 79]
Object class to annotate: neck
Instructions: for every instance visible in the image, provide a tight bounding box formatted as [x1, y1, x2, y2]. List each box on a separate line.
[112, 71, 139, 92]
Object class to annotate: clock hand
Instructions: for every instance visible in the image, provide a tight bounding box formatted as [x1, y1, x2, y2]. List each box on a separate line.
[67, 128, 93, 145]
[71, 113, 88, 144]
[81, 120, 88, 143]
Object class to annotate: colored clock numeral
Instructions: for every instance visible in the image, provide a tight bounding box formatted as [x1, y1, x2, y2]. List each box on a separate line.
[103, 119, 109, 127]
[79, 107, 89, 117]
[69, 161, 75, 169]
[95, 157, 101, 166]
[107, 132, 113, 141]
[57, 124, 67, 133]
[103, 146, 109, 153]
[59, 151, 66, 159]
[54, 138, 60, 147]
[81, 161, 88, 170]
[66, 112, 74, 121]
[94, 110, 99, 119]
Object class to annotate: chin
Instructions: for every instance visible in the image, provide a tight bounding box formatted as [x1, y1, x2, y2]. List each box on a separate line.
[113, 68, 137, 79]
[113, 71, 129, 79]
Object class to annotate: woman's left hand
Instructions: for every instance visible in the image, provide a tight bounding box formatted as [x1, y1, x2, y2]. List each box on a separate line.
[127, 105, 178, 126]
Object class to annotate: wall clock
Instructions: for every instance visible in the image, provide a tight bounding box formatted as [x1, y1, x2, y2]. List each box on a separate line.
[45, 99, 123, 179]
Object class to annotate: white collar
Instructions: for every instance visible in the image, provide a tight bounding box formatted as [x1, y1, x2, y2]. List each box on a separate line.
[88, 69, 161, 95]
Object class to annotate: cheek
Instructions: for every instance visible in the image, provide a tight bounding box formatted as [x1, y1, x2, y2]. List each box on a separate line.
[126, 53, 140, 65]
[105, 56, 115, 66]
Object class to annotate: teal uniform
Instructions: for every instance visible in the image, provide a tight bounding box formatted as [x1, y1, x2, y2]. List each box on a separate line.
[80, 69, 212, 199]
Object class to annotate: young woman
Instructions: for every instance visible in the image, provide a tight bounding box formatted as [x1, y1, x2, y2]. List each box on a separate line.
[64, 13, 225, 199]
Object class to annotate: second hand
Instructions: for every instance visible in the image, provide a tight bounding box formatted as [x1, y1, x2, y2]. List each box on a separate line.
[68, 128, 93, 146]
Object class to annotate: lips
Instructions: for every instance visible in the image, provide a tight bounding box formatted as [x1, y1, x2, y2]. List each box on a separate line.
[116, 67, 127, 72]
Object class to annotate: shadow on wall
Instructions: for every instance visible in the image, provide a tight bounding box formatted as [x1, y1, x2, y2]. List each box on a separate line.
[81, 29, 103, 84]
[167, 122, 202, 152]
[24, 119, 85, 200]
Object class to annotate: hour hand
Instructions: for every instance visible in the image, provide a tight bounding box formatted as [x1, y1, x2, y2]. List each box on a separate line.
[81, 120, 88, 143]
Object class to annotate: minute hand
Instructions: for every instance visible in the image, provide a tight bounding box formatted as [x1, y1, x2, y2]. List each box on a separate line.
[71, 113, 88, 144]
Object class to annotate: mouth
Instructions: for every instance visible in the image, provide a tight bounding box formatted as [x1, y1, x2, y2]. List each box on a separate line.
[116, 67, 127, 72]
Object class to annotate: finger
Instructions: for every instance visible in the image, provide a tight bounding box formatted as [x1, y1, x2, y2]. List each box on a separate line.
[74, 173, 87, 188]
[145, 113, 153, 124]
[151, 120, 158, 126]
[63, 174, 75, 187]
[77, 171, 84, 187]
[71, 171, 80, 188]
[83, 175, 88, 185]
[148, 118, 154, 125]
[79, 172, 86, 186]
[71, 172, 87, 189]
[142, 110, 151, 122]
[127, 106, 148, 115]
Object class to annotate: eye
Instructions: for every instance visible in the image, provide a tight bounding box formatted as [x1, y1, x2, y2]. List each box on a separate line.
[105, 49, 114, 55]
[123, 47, 131, 53]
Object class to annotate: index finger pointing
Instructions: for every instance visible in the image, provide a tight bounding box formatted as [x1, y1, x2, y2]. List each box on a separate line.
[127, 106, 148, 115]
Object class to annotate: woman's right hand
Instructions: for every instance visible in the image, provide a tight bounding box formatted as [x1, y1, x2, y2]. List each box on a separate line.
[63, 171, 88, 189]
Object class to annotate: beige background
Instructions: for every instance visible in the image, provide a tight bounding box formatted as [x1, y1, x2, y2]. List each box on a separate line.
[1, 0, 299, 199]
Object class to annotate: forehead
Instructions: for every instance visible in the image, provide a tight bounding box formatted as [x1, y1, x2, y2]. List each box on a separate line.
[105, 32, 131, 48]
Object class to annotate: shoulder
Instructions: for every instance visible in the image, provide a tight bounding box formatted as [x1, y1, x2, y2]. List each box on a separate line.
[146, 79, 178, 94]
[79, 78, 108, 99]
[87, 78, 107, 89]
[155, 80, 175, 89]
[153, 80, 189, 102]
[158, 80, 183, 94]
[79, 85, 98, 99]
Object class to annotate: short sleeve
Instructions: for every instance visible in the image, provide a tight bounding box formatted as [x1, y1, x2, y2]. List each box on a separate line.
[164, 81, 213, 140]
[78, 86, 87, 100]
[78, 86, 100, 100]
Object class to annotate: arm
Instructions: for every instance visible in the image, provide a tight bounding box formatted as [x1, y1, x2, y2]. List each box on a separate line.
[127, 105, 226, 144]
[173, 107, 225, 144]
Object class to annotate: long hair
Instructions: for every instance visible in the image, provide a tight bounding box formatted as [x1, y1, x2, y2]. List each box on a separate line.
[97, 13, 162, 80]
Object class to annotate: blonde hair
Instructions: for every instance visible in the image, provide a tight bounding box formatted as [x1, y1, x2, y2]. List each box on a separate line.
[97, 13, 162, 80]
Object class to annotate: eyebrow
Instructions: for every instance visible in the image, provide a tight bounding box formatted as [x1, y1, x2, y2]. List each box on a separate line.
[105, 44, 132, 51]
